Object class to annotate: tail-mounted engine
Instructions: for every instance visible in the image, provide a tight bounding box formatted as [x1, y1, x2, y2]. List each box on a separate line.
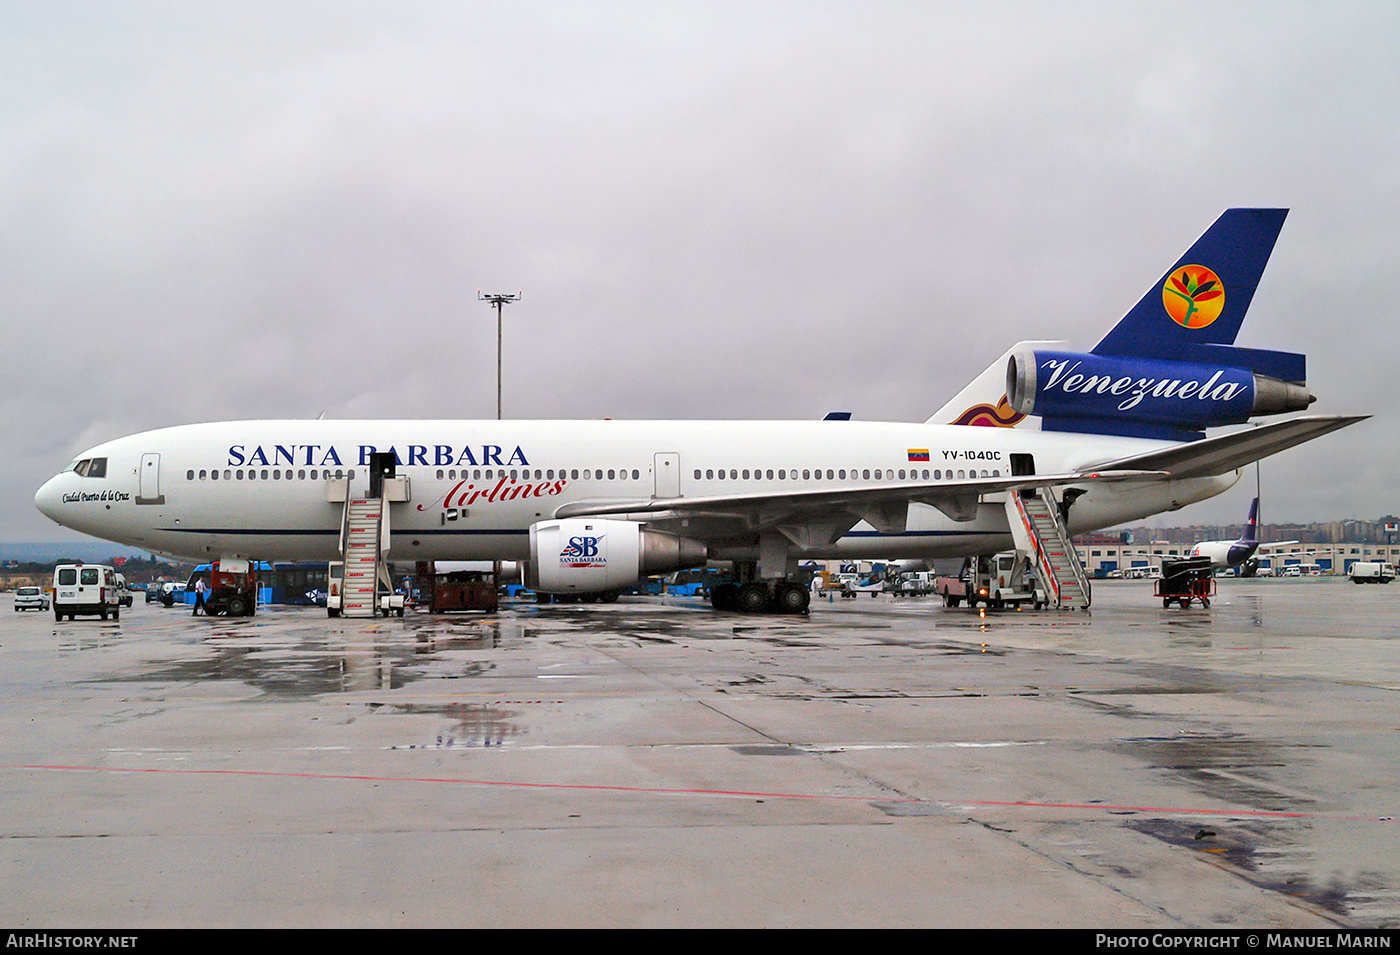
[1006, 349, 1314, 440]
[526, 519, 707, 594]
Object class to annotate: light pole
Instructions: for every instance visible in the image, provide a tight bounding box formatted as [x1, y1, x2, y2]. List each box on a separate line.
[478, 290, 521, 420]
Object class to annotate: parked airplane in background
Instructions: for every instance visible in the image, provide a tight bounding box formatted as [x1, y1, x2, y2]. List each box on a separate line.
[1190, 497, 1298, 575]
[36, 209, 1363, 613]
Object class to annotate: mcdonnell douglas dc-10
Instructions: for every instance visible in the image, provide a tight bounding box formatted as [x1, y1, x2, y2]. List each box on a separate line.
[36, 209, 1363, 614]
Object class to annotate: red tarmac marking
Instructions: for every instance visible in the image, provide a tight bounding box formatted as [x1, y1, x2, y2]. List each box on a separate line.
[7, 764, 1382, 820]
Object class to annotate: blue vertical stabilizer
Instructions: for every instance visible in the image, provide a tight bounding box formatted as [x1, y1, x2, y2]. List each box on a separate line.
[1092, 208, 1289, 364]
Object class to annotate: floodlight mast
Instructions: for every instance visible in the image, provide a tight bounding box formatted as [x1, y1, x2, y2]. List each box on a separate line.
[478, 290, 522, 420]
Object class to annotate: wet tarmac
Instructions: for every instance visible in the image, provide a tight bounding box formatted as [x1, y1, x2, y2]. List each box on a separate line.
[2, 578, 1397, 927]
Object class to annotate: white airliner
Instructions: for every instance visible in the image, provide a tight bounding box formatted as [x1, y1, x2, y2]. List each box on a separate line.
[35, 209, 1363, 613]
[1189, 496, 1297, 574]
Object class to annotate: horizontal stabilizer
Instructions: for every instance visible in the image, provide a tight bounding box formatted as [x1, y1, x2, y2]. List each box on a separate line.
[1087, 415, 1367, 479]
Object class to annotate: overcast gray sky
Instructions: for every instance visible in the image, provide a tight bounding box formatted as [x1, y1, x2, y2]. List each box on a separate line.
[4, 0, 1396, 544]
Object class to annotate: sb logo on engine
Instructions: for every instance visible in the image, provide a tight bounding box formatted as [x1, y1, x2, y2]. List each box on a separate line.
[560, 536, 606, 567]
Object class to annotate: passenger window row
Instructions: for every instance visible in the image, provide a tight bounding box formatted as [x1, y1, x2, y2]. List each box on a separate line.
[435, 468, 640, 481]
[187, 468, 358, 482]
[182, 467, 648, 483]
[180, 465, 1001, 484]
[692, 467, 1000, 481]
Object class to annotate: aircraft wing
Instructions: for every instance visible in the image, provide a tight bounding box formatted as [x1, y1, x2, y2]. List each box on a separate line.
[554, 468, 1164, 535]
[1083, 415, 1367, 480]
[553, 414, 1362, 541]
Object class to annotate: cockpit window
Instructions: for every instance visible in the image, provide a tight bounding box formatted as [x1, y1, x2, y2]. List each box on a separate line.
[66, 457, 106, 478]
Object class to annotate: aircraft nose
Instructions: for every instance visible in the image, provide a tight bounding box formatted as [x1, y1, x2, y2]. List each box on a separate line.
[35, 474, 64, 524]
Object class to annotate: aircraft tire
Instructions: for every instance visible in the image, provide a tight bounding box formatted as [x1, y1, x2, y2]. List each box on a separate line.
[774, 582, 809, 614]
[710, 583, 738, 611]
[737, 582, 770, 614]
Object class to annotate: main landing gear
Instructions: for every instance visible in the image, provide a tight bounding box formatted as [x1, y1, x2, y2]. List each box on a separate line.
[708, 579, 811, 615]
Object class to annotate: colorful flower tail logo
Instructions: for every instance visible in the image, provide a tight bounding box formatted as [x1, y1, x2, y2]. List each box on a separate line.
[1162, 265, 1224, 329]
[952, 394, 1025, 428]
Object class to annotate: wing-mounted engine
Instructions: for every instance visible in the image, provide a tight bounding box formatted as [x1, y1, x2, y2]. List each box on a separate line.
[1006, 348, 1315, 440]
[527, 519, 707, 594]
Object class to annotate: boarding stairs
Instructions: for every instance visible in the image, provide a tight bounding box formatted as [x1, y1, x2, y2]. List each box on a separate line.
[339, 496, 392, 617]
[1005, 488, 1092, 609]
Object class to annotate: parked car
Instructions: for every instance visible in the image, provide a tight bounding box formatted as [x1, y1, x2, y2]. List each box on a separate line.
[14, 586, 50, 612]
[159, 581, 187, 607]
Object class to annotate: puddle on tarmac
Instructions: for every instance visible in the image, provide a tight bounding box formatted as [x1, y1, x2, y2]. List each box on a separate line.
[87, 623, 526, 697]
[1129, 817, 1363, 920]
[377, 701, 527, 748]
[1113, 733, 1322, 814]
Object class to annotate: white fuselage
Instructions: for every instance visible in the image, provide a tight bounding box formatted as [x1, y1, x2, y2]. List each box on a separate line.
[34, 419, 1237, 563]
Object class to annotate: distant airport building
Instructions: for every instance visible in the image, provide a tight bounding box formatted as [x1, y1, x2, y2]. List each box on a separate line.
[1073, 538, 1400, 576]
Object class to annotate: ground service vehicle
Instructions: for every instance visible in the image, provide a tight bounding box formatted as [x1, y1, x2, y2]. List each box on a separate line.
[1156, 557, 1216, 607]
[896, 572, 936, 596]
[191, 559, 259, 615]
[325, 561, 405, 617]
[422, 566, 496, 613]
[840, 569, 888, 598]
[936, 572, 970, 607]
[53, 563, 121, 621]
[1349, 561, 1395, 584]
[964, 553, 1048, 609]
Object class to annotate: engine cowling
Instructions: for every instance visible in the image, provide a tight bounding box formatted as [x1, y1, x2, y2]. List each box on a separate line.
[1006, 349, 1314, 438]
[527, 519, 707, 594]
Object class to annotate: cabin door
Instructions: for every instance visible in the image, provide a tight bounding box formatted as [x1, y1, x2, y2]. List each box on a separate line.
[137, 452, 164, 505]
[654, 453, 681, 498]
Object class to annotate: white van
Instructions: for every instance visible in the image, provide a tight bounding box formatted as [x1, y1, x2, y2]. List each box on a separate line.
[114, 572, 134, 607]
[52, 563, 122, 621]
